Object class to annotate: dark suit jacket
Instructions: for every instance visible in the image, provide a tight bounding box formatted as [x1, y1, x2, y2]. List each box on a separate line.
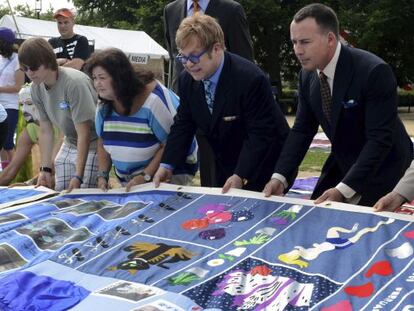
[163, 0, 253, 91]
[275, 44, 413, 206]
[162, 52, 291, 191]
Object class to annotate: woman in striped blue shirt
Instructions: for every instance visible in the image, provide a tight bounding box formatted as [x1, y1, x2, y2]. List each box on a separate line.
[85, 48, 197, 191]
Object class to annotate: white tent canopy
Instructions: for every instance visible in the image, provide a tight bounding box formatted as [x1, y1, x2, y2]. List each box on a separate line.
[0, 14, 169, 62]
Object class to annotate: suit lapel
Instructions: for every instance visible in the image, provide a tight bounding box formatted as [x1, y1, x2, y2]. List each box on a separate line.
[192, 80, 212, 131]
[210, 53, 231, 130]
[205, 0, 219, 16]
[331, 45, 354, 138]
[180, 0, 187, 18]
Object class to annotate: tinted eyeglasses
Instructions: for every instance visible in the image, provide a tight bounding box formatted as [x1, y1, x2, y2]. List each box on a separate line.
[20, 64, 40, 72]
[176, 49, 207, 65]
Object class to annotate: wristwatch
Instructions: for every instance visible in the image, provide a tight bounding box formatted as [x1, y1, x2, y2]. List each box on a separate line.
[97, 170, 109, 182]
[39, 166, 53, 173]
[139, 172, 152, 182]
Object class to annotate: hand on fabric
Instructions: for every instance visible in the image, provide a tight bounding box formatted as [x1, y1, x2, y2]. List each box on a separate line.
[126, 175, 146, 192]
[263, 178, 285, 197]
[373, 191, 406, 212]
[222, 174, 243, 193]
[36, 171, 53, 189]
[153, 167, 173, 188]
[314, 188, 344, 204]
[97, 177, 109, 192]
[66, 177, 82, 193]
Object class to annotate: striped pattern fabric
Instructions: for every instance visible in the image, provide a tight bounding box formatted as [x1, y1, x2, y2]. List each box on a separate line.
[319, 71, 332, 123]
[96, 82, 198, 182]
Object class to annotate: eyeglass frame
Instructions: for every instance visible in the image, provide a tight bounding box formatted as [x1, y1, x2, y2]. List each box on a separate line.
[176, 49, 208, 65]
[20, 64, 41, 72]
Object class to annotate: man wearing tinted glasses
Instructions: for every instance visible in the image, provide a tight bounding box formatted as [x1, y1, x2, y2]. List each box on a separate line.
[154, 15, 294, 193]
[18, 38, 99, 192]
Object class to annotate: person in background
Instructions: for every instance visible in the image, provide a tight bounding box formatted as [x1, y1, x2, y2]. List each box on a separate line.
[0, 105, 7, 151]
[18, 38, 98, 192]
[263, 3, 412, 206]
[0, 84, 61, 186]
[374, 160, 414, 212]
[49, 8, 91, 71]
[154, 15, 292, 193]
[0, 27, 25, 169]
[85, 48, 198, 192]
[164, 0, 253, 91]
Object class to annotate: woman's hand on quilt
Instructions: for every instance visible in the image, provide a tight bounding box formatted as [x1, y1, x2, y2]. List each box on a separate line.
[153, 167, 173, 188]
[126, 175, 146, 192]
[97, 176, 109, 192]
[373, 191, 406, 212]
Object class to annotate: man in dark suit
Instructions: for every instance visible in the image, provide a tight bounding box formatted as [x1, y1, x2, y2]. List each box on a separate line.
[164, 0, 253, 91]
[154, 14, 292, 193]
[164, 0, 254, 187]
[264, 3, 413, 206]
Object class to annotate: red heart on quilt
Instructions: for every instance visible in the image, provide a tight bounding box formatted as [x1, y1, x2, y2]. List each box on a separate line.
[365, 260, 393, 277]
[181, 218, 209, 230]
[404, 230, 414, 239]
[207, 211, 232, 224]
[344, 282, 374, 297]
[321, 300, 353, 311]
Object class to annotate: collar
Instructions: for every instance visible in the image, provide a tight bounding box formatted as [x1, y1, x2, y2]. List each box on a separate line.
[317, 42, 341, 81]
[203, 53, 225, 92]
[187, 0, 210, 15]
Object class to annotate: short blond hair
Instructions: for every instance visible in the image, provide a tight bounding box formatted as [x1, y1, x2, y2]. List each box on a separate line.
[176, 14, 225, 51]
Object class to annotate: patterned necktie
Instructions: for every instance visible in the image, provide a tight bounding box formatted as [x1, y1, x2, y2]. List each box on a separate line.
[319, 71, 332, 123]
[193, 0, 200, 15]
[203, 79, 214, 113]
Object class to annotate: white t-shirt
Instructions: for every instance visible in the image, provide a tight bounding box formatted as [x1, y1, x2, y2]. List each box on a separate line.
[0, 53, 20, 110]
[0, 104, 7, 122]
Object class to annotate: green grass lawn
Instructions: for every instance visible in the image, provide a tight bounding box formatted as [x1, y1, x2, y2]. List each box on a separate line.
[299, 149, 329, 174]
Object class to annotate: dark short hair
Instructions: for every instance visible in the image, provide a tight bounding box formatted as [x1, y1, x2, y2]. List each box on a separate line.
[293, 3, 339, 38]
[0, 40, 16, 58]
[85, 48, 154, 116]
[18, 37, 58, 71]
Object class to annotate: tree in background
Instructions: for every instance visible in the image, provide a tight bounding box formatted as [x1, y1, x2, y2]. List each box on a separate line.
[2, 0, 412, 88]
[340, 0, 414, 86]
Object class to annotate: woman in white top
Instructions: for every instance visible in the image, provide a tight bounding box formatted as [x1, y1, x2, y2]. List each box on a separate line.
[0, 27, 24, 168]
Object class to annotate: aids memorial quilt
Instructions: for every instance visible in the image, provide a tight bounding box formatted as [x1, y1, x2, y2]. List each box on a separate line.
[0, 184, 412, 310]
[0, 185, 57, 210]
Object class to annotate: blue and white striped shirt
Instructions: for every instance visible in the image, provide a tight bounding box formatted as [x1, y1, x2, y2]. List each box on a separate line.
[96, 82, 198, 181]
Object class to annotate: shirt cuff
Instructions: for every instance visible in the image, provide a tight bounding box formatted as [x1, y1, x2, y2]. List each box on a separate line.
[336, 182, 361, 204]
[271, 173, 288, 189]
[335, 182, 356, 198]
[160, 163, 175, 171]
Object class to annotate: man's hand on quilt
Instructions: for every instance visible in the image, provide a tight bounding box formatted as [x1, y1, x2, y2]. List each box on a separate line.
[153, 167, 173, 188]
[263, 178, 285, 197]
[36, 171, 53, 189]
[314, 188, 344, 204]
[373, 191, 406, 212]
[66, 177, 82, 193]
[222, 174, 243, 193]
